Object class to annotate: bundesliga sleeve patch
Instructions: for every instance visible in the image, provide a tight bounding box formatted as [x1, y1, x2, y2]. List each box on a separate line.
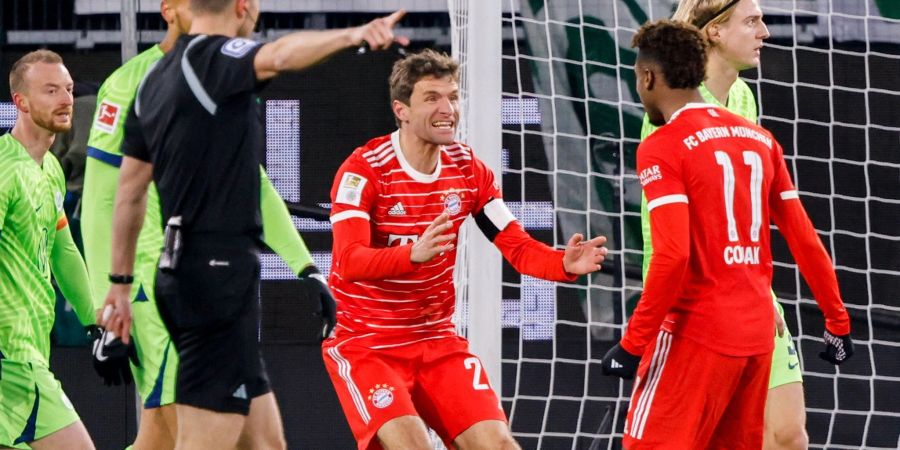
[221, 38, 259, 58]
[335, 172, 368, 207]
[93, 100, 121, 134]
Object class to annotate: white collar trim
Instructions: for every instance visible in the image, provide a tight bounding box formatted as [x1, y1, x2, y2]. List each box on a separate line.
[390, 130, 442, 183]
[668, 102, 718, 122]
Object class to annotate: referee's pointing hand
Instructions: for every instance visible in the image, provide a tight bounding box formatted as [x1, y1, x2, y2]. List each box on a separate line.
[352, 10, 410, 51]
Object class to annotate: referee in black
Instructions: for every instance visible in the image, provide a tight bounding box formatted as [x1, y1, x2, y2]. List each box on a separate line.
[99, 1, 407, 448]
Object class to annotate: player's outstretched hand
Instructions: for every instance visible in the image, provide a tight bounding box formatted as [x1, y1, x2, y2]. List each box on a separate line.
[87, 325, 139, 386]
[410, 213, 456, 263]
[298, 265, 337, 340]
[601, 343, 641, 379]
[352, 10, 410, 51]
[98, 285, 133, 344]
[819, 329, 854, 365]
[562, 233, 608, 275]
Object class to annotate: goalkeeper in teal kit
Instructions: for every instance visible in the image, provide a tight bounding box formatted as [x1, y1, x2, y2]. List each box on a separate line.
[81, 1, 334, 448]
[1, 50, 97, 450]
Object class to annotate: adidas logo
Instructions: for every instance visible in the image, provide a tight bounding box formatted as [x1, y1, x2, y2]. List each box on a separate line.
[388, 202, 406, 216]
[232, 384, 247, 400]
[610, 359, 623, 369]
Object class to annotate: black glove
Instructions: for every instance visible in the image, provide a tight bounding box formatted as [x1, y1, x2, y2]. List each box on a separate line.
[601, 343, 641, 379]
[819, 329, 854, 365]
[299, 266, 336, 340]
[87, 325, 139, 386]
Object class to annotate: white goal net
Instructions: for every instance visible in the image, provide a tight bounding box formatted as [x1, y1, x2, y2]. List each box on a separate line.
[451, 1, 900, 449]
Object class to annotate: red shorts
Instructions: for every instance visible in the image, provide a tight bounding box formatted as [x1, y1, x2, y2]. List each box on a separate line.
[322, 335, 507, 450]
[623, 330, 771, 450]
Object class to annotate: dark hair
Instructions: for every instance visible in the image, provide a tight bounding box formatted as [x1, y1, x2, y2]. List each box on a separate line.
[190, 0, 232, 14]
[631, 19, 707, 89]
[9, 49, 64, 94]
[389, 49, 459, 106]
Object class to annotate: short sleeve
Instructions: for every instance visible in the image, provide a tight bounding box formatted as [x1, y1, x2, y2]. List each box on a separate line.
[121, 105, 150, 162]
[329, 153, 379, 225]
[637, 136, 687, 213]
[197, 37, 264, 102]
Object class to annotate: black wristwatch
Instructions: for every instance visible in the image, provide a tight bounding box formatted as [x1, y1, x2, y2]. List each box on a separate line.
[108, 274, 134, 285]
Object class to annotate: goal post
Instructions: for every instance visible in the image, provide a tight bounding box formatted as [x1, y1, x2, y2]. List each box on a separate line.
[450, 0, 900, 449]
[449, 0, 505, 395]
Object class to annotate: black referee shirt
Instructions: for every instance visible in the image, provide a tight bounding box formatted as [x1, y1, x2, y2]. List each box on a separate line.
[122, 34, 265, 237]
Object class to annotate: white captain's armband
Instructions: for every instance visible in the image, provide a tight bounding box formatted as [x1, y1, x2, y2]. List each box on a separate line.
[779, 190, 799, 200]
[474, 198, 516, 241]
[335, 172, 368, 207]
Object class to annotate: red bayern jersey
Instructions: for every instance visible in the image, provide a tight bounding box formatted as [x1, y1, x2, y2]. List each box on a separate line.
[627, 104, 798, 356]
[328, 131, 575, 349]
[329, 131, 575, 348]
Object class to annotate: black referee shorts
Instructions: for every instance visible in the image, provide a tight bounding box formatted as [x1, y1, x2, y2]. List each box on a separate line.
[155, 236, 270, 415]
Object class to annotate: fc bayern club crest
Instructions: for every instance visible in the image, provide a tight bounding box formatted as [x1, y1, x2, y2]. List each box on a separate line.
[442, 190, 463, 215]
[368, 384, 395, 409]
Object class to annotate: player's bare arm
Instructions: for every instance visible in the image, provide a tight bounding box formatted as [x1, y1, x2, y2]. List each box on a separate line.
[410, 213, 456, 263]
[562, 233, 608, 274]
[254, 10, 409, 81]
[99, 155, 153, 343]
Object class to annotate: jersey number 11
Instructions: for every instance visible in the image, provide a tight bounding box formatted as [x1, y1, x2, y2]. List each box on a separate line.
[715, 150, 764, 243]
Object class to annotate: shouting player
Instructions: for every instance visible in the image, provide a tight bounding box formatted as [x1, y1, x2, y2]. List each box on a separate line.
[81, 0, 332, 447]
[1, 50, 96, 450]
[324, 49, 608, 450]
[639, 1, 809, 447]
[600, 20, 853, 448]
[99, 0, 406, 448]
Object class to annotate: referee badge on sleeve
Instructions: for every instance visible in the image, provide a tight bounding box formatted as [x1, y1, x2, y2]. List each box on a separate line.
[336, 172, 368, 207]
[221, 38, 259, 58]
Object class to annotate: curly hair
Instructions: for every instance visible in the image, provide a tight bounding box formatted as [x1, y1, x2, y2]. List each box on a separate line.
[631, 19, 707, 89]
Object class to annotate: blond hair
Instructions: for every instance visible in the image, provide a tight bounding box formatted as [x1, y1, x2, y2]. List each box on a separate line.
[9, 49, 64, 94]
[672, 0, 740, 31]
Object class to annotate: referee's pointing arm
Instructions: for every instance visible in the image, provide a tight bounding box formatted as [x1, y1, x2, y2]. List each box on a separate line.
[254, 10, 408, 81]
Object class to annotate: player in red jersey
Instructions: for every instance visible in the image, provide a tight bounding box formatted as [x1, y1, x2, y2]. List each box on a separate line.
[599, 20, 853, 448]
[324, 49, 609, 450]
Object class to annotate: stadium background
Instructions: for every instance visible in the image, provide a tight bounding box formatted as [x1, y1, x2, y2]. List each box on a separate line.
[1, 1, 898, 449]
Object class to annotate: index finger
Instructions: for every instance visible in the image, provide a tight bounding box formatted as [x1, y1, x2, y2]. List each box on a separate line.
[586, 235, 608, 247]
[428, 213, 450, 228]
[383, 9, 406, 27]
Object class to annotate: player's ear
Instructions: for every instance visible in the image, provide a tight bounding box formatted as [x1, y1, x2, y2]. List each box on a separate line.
[12, 92, 29, 114]
[641, 67, 656, 92]
[234, 0, 248, 19]
[392, 99, 409, 125]
[160, 1, 170, 23]
[704, 23, 721, 46]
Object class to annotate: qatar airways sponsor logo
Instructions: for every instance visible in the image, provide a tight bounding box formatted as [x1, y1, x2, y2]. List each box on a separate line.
[723, 245, 760, 265]
[639, 165, 662, 186]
